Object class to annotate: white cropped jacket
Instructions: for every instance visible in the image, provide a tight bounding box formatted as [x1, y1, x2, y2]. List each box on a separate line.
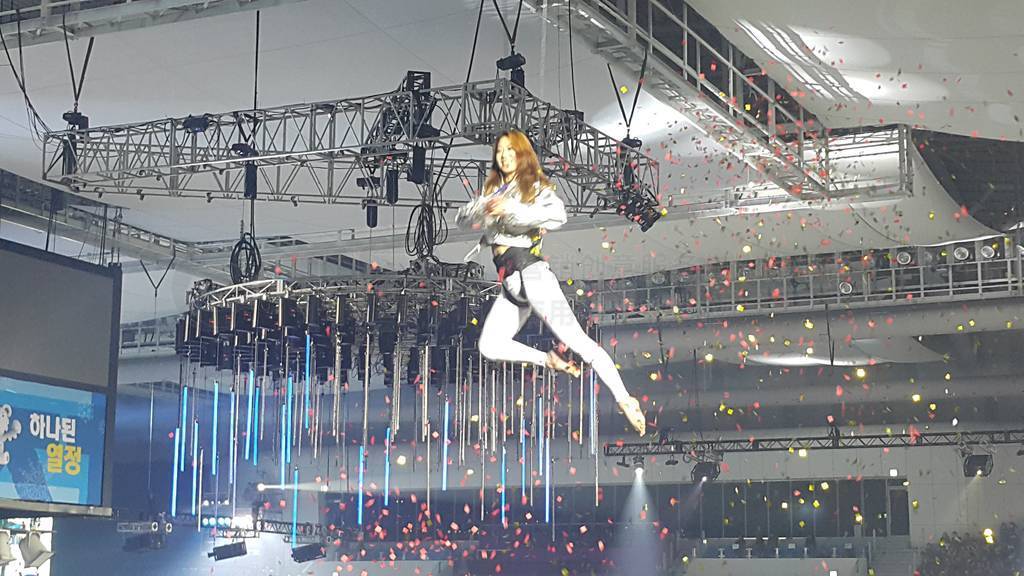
[455, 180, 567, 262]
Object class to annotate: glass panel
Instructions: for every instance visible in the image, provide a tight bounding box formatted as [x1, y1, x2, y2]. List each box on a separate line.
[863, 479, 888, 537]
[747, 482, 768, 537]
[815, 480, 838, 537]
[768, 481, 792, 537]
[701, 483, 724, 538]
[723, 483, 745, 538]
[837, 479, 861, 537]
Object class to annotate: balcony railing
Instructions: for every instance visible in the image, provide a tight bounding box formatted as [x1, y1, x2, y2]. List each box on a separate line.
[578, 238, 1021, 321]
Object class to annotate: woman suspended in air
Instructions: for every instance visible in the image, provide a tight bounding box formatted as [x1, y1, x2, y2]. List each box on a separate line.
[456, 130, 646, 436]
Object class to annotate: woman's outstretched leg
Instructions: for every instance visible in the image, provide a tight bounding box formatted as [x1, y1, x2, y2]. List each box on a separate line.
[478, 293, 545, 366]
[520, 262, 646, 435]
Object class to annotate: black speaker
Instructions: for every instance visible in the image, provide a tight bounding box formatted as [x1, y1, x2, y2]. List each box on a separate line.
[244, 162, 258, 200]
[408, 146, 426, 184]
[365, 199, 378, 228]
[385, 169, 399, 204]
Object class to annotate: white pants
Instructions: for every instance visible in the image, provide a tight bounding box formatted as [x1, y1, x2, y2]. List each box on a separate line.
[477, 261, 630, 403]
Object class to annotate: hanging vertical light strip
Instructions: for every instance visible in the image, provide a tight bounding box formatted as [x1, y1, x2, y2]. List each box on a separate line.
[229, 385, 236, 485]
[442, 399, 450, 492]
[211, 380, 219, 476]
[304, 333, 312, 430]
[357, 445, 365, 526]
[191, 419, 199, 515]
[500, 445, 507, 527]
[520, 384, 526, 501]
[285, 376, 294, 464]
[170, 427, 180, 517]
[544, 437, 551, 523]
[252, 383, 260, 466]
[179, 386, 188, 471]
[384, 426, 392, 507]
[245, 371, 254, 460]
[279, 404, 287, 485]
[537, 397, 544, 475]
[291, 467, 299, 548]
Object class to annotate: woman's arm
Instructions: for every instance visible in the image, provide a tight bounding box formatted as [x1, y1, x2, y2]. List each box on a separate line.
[499, 184, 567, 232]
[455, 195, 489, 229]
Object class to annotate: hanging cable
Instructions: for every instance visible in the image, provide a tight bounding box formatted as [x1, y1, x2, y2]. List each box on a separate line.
[409, 0, 486, 259]
[567, 0, 578, 111]
[1, 5, 50, 144]
[230, 11, 264, 284]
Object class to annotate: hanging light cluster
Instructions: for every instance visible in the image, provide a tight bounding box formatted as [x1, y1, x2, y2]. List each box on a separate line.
[169, 267, 604, 533]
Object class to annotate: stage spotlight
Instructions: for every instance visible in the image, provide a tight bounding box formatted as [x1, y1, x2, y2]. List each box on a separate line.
[0, 530, 13, 566]
[617, 192, 662, 232]
[953, 246, 971, 261]
[632, 455, 644, 470]
[496, 52, 527, 88]
[291, 542, 326, 563]
[691, 461, 720, 483]
[838, 281, 854, 295]
[635, 466, 644, 478]
[665, 457, 679, 466]
[208, 541, 247, 561]
[895, 250, 913, 266]
[980, 245, 997, 259]
[18, 531, 53, 568]
[616, 456, 630, 469]
[122, 532, 165, 553]
[963, 454, 993, 477]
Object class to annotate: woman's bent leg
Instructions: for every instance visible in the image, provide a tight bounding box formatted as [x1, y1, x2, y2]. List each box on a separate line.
[478, 293, 546, 366]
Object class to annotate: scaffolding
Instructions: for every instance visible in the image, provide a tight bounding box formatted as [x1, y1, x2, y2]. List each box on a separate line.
[43, 77, 659, 214]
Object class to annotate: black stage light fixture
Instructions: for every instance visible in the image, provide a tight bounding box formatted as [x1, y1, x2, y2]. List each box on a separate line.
[365, 199, 379, 228]
[356, 176, 381, 189]
[408, 146, 426, 184]
[123, 532, 165, 552]
[617, 191, 662, 232]
[243, 162, 258, 200]
[963, 454, 993, 477]
[497, 52, 527, 88]
[385, 169, 400, 205]
[208, 541, 247, 561]
[62, 110, 89, 130]
[183, 114, 211, 133]
[616, 456, 630, 469]
[665, 457, 679, 466]
[291, 542, 326, 563]
[691, 461, 720, 483]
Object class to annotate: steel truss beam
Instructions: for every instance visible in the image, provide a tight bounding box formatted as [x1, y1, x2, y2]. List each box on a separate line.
[43, 78, 659, 214]
[605, 429, 1024, 457]
[0, 0, 311, 47]
[191, 271, 499, 312]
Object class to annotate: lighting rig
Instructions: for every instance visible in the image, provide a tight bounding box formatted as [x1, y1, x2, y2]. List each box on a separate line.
[170, 254, 608, 532]
[43, 74, 660, 222]
[607, 429, 1024, 483]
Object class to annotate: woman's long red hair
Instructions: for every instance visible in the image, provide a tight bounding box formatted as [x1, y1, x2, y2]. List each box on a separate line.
[484, 130, 549, 204]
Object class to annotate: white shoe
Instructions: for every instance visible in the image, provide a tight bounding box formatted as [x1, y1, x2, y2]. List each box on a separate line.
[546, 350, 581, 377]
[618, 396, 646, 436]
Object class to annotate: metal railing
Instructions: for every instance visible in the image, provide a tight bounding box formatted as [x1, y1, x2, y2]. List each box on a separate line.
[579, 238, 1021, 320]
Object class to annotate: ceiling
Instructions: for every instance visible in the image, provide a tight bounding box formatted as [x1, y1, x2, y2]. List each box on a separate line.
[688, 0, 1024, 141]
[0, 0, 1017, 321]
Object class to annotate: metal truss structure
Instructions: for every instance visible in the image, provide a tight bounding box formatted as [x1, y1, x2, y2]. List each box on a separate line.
[535, 0, 911, 205]
[0, 0, 309, 46]
[605, 429, 1024, 457]
[43, 77, 659, 214]
[189, 264, 497, 313]
[583, 234, 1021, 323]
